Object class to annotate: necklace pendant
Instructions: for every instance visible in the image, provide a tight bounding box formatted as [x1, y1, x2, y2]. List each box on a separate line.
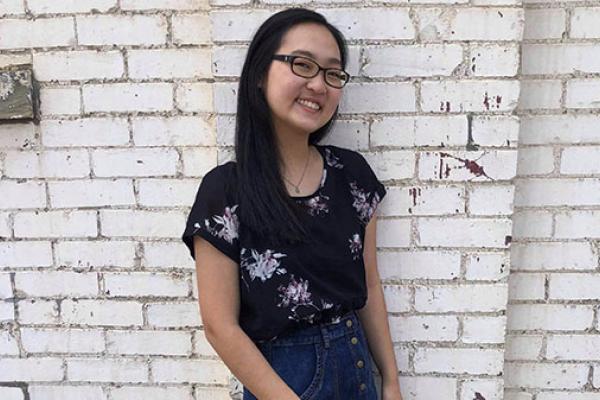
[294, 187, 300, 194]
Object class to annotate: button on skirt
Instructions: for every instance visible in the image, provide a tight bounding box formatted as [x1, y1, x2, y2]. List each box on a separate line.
[243, 310, 379, 400]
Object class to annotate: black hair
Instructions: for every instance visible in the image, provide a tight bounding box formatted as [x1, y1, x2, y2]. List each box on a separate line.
[234, 8, 348, 246]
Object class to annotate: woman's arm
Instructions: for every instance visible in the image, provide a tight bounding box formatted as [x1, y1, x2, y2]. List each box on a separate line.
[194, 236, 300, 400]
[357, 216, 403, 398]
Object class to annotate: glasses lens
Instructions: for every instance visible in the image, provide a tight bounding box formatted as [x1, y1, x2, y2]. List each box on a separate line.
[291, 58, 318, 78]
[325, 70, 349, 88]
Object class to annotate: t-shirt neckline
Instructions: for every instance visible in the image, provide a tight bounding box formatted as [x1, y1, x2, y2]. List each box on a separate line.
[288, 144, 327, 200]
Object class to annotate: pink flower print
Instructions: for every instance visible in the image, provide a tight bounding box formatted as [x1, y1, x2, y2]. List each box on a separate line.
[325, 148, 344, 169]
[349, 233, 362, 260]
[349, 182, 380, 225]
[195, 205, 239, 244]
[305, 194, 330, 216]
[240, 248, 287, 283]
[277, 274, 312, 309]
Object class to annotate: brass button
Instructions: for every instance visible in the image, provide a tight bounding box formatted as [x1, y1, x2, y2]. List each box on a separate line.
[351, 337, 358, 345]
[356, 360, 364, 368]
[346, 319, 353, 327]
[359, 383, 367, 391]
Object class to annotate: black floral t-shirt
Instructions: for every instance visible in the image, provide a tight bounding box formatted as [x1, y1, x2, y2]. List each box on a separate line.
[182, 144, 386, 342]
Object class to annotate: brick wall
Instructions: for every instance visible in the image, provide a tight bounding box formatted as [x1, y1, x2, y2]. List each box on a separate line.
[0, 0, 597, 399]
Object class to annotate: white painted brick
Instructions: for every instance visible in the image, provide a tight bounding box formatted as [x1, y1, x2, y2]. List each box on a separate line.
[29, 386, 105, 400]
[471, 115, 520, 147]
[0, 53, 31, 66]
[14, 211, 97, 238]
[111, 386, 192, 400]
[0, 18, 75, 49]
[415, 348, 503, 375]
[465, 252, 510, 281]
[505, 335, 543, 361]
[61, 299, 143, 326]
[56, 241, 136, 268]
[41, 118, 129, 147]
[505, 362, 588, 389]
[67, 359, 147, 383]
[546, 335, 600, 361]
[421, 80, 519, 113]
[0, 273, 11, 298]
[176, 82, 212, 112]
[515, 178, 600, 207]
[147, 302, 201, 327]
[340, 83, 416, 113]
[520, 115, 600, 144]
[462, 316, 506, 344]
[571, 7, 600, 39]
[561, 146, 600, 174]
[507, 304, 594, 331]
[518, 80, 562, 110]
[0, 123, 36, 148]
[0, 241, 52, 268]
[523, 9, 566, 39]
[371, 116, 467, 148]
[138, 179, 199, 207]
[468, 185, 514, 215]
[566, 79, 600, 109]
[77, 15, 167, 46]
[15, 271, 98, 297]
[0, 358, 63, 381]
[504, 392, 534, 400]
[508, 273, 545, 300]
[0, 330, 19, 355]
[0, 181, 46, 209]
[379, 186, 464, 217]
[21, 328, 104, 353]
[104, 272, 188, 297]
[549, 273, 600, 300]
[40, 87, 81, 115]
[0, 302, 15, 322]
[461, 379, 503, 400]
[394, 346, 410, 373]
[470, 44, 519, 77]
[28, 0, 116, 13]
[49, 179, 135, 208]
[398, 376, 457, 400]
[101, 210, 185, 238]
[0, 387, 23, 400]
[17, 299, 59, 324]
[362, 45, 463, 77]
[418, 7, 523, 41]
[321, 120, 370, 151]
[382, 285, 411, 313]
[0, 0, 24, 14]
[92, 148, 178, 177]
[182, 147, 218, 177]
[389, 315, 459, 342]
[213, 82, 237, 114]
[33, 51, 124, 81]
[378, 250, 461, 280]
[152, 359, 228, 384]
[516, 147, 555, 175]
[121, 0, 207, 10]
[556, 211, 600, 239]
[417, 218, 511, 248]
[133, 116, 214, 147]
[365, 151, 415, 181]
[522, 44, 600, 75]
[83, 83, 173, 113]
[319, 8, 415, 40]
[194, 330, 217, 357]
[512, 210, 553, 239]
[419, 151, 517, 181]
[537, 393, 600, 400]
[416, 284, 507, 312]
[0, 212, 10, 239]
[143, 242, 195, 269]
[128, 49, 211, 79]
[213, 46, 252, 77]
[107, 330, 191, 355]
[376, 219, 411, 248]
[210, 10, 270, 42]
[511, 242, 596, 271]
[4, 149, 89, 178]
[172, 14, 211, 45]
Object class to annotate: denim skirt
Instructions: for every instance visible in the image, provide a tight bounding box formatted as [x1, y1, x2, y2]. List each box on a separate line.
[242, 310, 379, 400]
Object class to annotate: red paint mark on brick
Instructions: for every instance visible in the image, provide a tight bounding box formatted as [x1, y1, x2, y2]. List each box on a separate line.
[439, 101, 450, 112]
[474, 392, 486, 400]
[439, 152, 493, 180]
[409, 187, 422, 207]
[483, 92, 491, 110]
[483, 92, 503, 111]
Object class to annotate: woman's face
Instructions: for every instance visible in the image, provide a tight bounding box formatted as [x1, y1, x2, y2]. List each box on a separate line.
[262, 22, 344, 140]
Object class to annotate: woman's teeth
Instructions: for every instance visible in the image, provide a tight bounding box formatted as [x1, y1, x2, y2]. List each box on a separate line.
[297, 99, 320, 110]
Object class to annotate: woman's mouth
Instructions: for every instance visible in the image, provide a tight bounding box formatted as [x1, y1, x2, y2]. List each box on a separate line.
[296, 98, 321, 111]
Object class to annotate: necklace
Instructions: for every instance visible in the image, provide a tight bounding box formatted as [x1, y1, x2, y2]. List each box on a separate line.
[282, 147, 312, 194]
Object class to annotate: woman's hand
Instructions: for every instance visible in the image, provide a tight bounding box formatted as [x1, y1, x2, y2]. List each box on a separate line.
[382, 379, 403, 400]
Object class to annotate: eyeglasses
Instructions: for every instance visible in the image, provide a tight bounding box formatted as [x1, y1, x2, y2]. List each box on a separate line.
[272, 54, 350, 89]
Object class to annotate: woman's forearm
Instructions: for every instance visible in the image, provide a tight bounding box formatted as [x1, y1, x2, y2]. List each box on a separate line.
[206, 325, 299, 400]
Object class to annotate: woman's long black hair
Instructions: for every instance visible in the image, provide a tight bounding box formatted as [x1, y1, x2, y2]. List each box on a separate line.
[234, 8, 348, 246]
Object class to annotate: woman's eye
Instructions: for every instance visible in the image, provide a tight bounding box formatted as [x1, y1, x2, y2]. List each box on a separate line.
[295, 62, 312, 70]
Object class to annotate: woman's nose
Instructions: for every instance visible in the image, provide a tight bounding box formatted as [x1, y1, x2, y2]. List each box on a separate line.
[306, 71, 327, 93]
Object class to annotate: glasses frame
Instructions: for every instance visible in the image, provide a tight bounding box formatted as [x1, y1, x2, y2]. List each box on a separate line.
[272, 54, 350, 89]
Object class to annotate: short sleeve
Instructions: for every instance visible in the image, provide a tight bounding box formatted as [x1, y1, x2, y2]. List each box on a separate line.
[181, 164, 240, 263]
[346, 150, 387, 225]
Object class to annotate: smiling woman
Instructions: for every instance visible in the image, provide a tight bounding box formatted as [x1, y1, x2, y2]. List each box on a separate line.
[182, 7, 403, 400]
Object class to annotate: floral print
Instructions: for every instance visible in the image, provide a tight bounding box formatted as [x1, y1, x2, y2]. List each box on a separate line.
[349, 182, 381, 225]
[348, 233, 362, 260]
[304, 194, 330, 216]
[194, 204, 239, 244]
[325, 148, 344, 169]
[241, 248, 287, 283]
[276, 274, 336, 323]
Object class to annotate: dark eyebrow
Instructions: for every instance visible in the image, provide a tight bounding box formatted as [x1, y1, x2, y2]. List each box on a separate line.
[290, 50, 341, 67]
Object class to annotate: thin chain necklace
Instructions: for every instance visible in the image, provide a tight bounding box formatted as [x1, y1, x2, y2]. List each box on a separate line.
[282, 147, 312, 194]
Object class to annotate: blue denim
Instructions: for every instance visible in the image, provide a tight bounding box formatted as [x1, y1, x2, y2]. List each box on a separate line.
[243, 310, 379, 400]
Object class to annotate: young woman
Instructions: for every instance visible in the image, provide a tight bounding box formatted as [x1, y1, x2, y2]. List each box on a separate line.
[182, 8, 403, 400]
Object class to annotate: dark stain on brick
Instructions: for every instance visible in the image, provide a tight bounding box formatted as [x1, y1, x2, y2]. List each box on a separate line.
[498, 11, 503, 18]
[439, 101, 450, 112]
[466, 114, 479, 151]
[483, 92, 503, 111]
[474, 393, 486, 400]
[409, 187, 422, 207]
[439, 152, 492, 180]
[505, 235, 512, 245]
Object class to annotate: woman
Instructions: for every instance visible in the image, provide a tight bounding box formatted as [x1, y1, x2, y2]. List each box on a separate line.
[182, 8, 403, 400]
